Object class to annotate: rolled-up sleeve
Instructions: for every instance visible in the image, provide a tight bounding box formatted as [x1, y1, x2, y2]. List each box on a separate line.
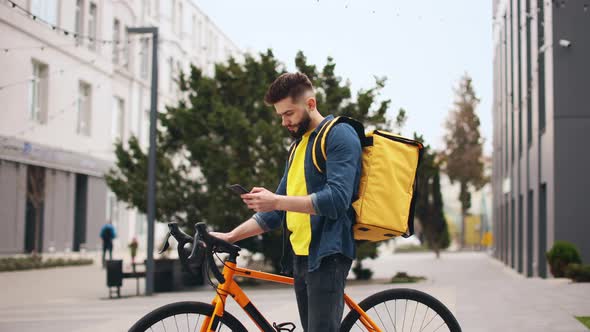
[312, 124, 362, 220]
[252, 162, 288, 231]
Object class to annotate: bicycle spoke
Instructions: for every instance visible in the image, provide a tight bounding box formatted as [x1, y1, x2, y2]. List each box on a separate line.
[401, 299, 407, 331]
[372, 307, 386, 329]
[419, 307, 429, 331]
[193, 315, 201, 332]
[409, 301, 419, 332]
[420, 309, 439, 331]
[354, 319, 364, 331]
[432, 320, 447, 332]
[161, 319, 167, 332]
[384, 301, 397, 332]
[174, 315, 180, 331]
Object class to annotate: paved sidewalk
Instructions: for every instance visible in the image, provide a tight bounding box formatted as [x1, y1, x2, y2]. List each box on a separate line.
[0, 252, 588, 331]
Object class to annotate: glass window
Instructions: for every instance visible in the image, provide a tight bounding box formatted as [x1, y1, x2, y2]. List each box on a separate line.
[111, 97, 125, 142]
[140, 37, 150, 78]
[30, 0, 57, 26]
[75, 0, 84, 45]
[112, 19, 120, 64]
[88, 2, 98, 50]
[77, 82, 92, 136]
[29, 61, 48, 123]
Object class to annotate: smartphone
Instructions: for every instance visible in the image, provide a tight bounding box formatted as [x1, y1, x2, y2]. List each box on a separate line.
[228, 184, 250, 195]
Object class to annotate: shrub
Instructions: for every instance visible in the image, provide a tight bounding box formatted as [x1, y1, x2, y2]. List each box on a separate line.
[546, 241, 582, 278]
[390, 271, 426, 283]
[565, 264, 590, 282]
[352, 264, 374, 280]
[0, 256, 93, 272]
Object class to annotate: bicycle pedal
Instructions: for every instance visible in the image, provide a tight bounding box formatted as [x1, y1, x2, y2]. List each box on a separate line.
[273, 321, 296, 332]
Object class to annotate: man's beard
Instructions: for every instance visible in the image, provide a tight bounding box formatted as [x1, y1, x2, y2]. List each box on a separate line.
[288, 113, 312, 139]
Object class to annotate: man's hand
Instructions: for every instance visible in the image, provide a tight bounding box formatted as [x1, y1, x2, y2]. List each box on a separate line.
[241, 187, 280, 212]
[209, 231, 234, 243]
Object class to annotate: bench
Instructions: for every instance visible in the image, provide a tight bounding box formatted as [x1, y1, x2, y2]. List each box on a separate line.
[106, 260, 146, 298]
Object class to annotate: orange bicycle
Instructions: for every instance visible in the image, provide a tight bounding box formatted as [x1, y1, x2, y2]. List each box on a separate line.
[129, 223, 462, 332]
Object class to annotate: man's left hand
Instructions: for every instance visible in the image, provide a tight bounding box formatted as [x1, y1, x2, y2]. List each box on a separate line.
[241, 187, 280, 212]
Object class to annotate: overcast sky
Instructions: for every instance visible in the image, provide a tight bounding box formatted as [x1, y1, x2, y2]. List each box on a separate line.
[194, 0, 493, 155]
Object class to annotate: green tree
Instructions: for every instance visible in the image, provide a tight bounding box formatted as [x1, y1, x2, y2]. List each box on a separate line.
[414, 135, 450, 258]
[106, 50, 393, 273]
[443, 73, 487, 248]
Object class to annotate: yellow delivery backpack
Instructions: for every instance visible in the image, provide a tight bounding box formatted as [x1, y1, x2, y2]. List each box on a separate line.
[312, 116, 424, 242]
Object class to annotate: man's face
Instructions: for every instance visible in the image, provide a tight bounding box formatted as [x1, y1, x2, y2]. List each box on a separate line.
[275, 96, 313, 139]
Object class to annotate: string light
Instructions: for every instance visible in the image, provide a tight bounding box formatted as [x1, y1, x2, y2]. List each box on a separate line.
[4, 0, 142, 45]
[0, 49, 146, 147]
[0, 42, 142, 91]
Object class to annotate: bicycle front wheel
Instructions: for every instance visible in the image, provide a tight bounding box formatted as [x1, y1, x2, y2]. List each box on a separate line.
[341, 288, 461, 332]
[129, 301, 247, 332]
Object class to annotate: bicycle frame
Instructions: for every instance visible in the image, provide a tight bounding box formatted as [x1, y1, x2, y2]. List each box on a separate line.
[199, 261, 382, 332]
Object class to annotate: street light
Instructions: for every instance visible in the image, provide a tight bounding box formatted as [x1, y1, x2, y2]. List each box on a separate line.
[127, 26, 158, 295]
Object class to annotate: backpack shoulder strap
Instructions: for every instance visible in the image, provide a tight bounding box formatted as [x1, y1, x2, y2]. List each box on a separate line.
[312, 116, 366, 173]
[287, 140, 298, 166]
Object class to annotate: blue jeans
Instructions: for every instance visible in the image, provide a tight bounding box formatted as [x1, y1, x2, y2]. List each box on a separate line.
[293, 253, 352, 332]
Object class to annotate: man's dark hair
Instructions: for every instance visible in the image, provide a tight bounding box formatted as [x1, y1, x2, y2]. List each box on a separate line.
[264, 72, 314, 106]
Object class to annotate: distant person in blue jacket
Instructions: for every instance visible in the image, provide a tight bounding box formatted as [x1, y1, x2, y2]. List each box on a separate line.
[100, 221, 117, 267]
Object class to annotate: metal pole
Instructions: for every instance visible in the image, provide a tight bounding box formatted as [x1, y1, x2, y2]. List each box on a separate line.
[127, 27, 158, 296]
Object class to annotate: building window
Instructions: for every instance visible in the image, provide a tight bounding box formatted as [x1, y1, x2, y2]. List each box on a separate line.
[143, 109, 150, 146]
[111, 96, 125, 142]
[106, 191, 119, 226]
[29, 61, 48, 123]
[526, 0, 532, 145]
[537, 0, 546, 133]
[168, 57, 174, 92]
[30, 0, 57, 26]
[124, 26, 130, 69]
[112, 19, 120, 64]
[140, 37, 150, 79]
[88, 2, 98, 51]
[178, 2, 183, 35]
[192, 14, 197, 48]
[197, 19, 203, 50]
[538, 183, 547, 277]
[77, 82, 92, 136]
[75, 0, 85, 45]
[143, 0, 150, 17]
[503, 17, 508, 172]
[517, 0, 522, 157]
[170, 0, 176, 29]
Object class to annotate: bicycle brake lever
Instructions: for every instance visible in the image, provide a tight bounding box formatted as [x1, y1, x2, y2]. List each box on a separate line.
[158, 233, 171, 254]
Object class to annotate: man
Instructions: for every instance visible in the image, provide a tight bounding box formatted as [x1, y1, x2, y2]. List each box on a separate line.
[99, 221, 117, 267]
[211, 72, 362, 331]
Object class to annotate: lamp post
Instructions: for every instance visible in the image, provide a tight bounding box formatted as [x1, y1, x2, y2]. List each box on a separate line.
[127, 26, 158, 295]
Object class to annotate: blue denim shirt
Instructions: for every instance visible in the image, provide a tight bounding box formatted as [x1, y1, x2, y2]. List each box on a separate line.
[253, 115, 362, 271]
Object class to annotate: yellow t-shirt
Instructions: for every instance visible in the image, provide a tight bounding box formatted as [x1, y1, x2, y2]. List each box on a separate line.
[286, 130, 313, 256]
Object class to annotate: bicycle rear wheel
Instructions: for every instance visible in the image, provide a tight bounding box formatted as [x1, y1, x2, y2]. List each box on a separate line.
[129, 301, 247, 332]
[341, 288, 461, 332]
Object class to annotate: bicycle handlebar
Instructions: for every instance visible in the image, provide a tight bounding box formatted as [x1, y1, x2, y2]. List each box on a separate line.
[159, 222, 241, 285]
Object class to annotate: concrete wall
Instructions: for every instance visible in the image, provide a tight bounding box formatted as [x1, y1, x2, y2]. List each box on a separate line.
[0, 160, 27, 254]
[552, 2, 590, 263]
[42, 169, 75, 252]
[85, 176, 107, 251]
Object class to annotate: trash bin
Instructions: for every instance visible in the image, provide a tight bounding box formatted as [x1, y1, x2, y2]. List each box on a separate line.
[154, 259, 174, 292]
[106, 260, 123, 288]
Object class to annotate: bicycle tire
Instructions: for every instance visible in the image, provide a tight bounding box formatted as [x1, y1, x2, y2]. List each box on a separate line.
[129, 301, 247, 332]
[340, 288, 461, 332]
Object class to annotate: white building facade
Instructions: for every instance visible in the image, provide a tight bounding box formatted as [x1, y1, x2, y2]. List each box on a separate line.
[0, 0, 241, 254]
